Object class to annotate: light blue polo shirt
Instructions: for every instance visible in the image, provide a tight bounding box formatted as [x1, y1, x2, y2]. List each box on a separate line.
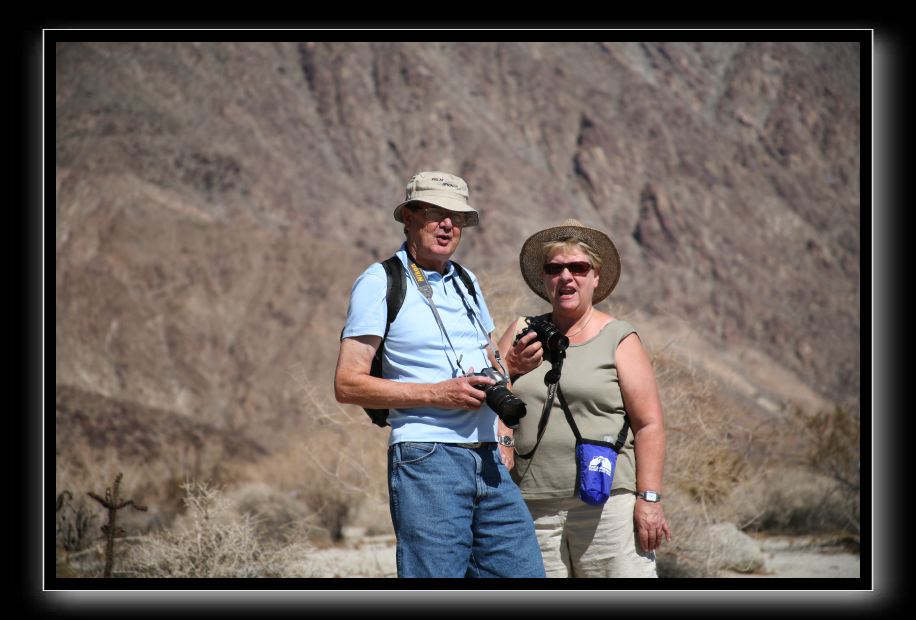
[341, 243, 498, 445]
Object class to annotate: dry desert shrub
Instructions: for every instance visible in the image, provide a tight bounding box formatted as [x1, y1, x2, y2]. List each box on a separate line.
[653, 352, 763, 514]
[650, 347, 861, 574]
[236, 377, 392, 542]
[727, 405, 860, 546]
[56, 441, 152, 548]
[220, 481, 312, 545]
[793, 405, 860, 539]
[122, 480, 318, 578]
[56, 428, 229, 535]
[56, 489, 99, 553]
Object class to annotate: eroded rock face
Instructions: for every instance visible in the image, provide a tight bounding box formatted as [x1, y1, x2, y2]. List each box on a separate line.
[56, 42, 860, 446]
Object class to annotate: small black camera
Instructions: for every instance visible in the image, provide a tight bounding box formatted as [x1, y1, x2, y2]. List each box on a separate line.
[515, 316, 569, 356]
[468, 367, 527, 429]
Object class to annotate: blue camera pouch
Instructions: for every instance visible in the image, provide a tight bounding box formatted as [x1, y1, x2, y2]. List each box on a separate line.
[555, 384, 630, 507]
[575, 439, 619, 506]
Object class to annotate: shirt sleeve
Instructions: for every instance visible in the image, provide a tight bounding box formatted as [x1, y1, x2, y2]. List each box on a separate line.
[341, 263, 388, 340]
[611, 320, 638, 349]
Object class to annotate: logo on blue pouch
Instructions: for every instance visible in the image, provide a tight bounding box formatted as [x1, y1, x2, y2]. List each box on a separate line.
[587, 455, 614, 476]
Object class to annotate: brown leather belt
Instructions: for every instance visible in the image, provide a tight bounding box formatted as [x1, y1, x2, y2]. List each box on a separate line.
[452, 442, 496, 449]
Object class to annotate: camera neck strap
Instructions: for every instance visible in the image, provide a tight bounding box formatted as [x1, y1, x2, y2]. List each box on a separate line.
[405, 253, 507, 378]
[448, 272, 509, 379]
[405, 256, 468, 375]
[515, 357, 629, 462]
[515, 355, 564, 460]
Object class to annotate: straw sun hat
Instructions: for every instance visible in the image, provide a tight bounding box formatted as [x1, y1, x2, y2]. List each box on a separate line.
[519, 219, 621, 304]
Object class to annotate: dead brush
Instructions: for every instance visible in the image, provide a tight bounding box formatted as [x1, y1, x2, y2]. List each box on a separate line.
[738, 404, 860, 546]
[235, 376, 390, 543]
[121, 480, 316, 578]
[654, 352, 760, 511]
[56, 490, 98, 552]
[649, 350, 773, 575]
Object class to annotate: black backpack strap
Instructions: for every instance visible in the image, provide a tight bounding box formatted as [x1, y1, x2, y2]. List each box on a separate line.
[364, 255, 406, 428]
[451, 261, 479, 307]
[380, 255, 406, 340]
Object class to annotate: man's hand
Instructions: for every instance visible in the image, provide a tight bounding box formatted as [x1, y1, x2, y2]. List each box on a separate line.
[633, 499, 671, 552]
[498, 445, 515, 469]
[432, 371, 496, 409]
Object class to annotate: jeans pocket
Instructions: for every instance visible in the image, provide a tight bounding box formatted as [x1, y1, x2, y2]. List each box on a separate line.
[394, 441, 438, 465]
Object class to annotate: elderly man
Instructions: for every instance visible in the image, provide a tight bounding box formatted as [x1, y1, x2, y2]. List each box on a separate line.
[334, 171, 544, 578]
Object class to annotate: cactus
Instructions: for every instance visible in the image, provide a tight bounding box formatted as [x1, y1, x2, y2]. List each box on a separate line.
[87, 472, 147, 578]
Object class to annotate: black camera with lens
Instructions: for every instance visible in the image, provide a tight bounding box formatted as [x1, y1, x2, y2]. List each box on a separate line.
[468, 367, 527, 429]
[515, 316, 569, 358]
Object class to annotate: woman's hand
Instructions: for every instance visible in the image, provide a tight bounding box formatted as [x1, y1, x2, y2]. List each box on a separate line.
[506, 330, 543, 378]
[633, 499, 671, 552]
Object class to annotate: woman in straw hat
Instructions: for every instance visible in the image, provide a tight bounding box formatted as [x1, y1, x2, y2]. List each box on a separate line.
[495, 219, 671, 578]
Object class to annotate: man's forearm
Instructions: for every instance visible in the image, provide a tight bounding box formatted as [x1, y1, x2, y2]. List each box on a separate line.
[335, 372, 437, 410]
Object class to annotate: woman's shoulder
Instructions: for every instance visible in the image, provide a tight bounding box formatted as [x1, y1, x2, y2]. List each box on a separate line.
[594, 313, 638, 345]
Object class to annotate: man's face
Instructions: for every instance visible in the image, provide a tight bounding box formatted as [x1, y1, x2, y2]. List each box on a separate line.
[403, 204, 465, 266]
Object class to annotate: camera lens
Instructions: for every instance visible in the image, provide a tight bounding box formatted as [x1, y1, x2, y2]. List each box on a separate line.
[485, 385, 527, 429]
[545, 330, 569, 352]
[526, 318, 569, 354]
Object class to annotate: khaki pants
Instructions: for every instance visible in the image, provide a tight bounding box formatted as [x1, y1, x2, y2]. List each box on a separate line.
[525, 491, 657, 578]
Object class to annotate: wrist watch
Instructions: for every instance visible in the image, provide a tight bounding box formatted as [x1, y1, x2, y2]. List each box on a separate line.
[497, 435, 515, 447]
[636, 490, 662, 502]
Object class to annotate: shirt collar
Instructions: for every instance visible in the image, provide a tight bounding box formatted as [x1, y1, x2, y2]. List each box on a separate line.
[398, 242, 455, 280]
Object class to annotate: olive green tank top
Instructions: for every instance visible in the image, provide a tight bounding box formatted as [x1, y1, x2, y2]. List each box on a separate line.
[510, 318, 637, 499]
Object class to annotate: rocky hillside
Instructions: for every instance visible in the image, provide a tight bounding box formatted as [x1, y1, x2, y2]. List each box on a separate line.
[56, 41, 860, 450]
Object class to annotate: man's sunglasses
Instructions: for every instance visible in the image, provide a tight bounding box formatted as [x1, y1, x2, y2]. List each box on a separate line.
[543, 261, 593, 276]
[414, 206, 478, 227]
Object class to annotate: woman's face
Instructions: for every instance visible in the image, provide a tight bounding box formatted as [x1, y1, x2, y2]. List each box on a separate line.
[542, 245, 600, 314]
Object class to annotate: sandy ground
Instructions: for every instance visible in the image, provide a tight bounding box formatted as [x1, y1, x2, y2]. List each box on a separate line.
[722, 535, 860, 578]
[294, 534, 398, 578]
[301, 533, 859, 578]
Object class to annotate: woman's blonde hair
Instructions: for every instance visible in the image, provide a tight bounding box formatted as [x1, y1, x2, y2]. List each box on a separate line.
[542, 238, 603, 271]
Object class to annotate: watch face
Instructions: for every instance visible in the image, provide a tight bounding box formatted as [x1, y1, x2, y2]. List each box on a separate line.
[643, 491, 659, 502]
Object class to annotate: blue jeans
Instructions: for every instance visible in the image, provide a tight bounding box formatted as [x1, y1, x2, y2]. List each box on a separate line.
[388, 442, 545, 578]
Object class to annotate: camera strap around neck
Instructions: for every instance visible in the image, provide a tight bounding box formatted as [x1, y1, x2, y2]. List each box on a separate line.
[406, 253, 507, 378]
[448, 271, 509, 378]
[405, 255, 468, 375]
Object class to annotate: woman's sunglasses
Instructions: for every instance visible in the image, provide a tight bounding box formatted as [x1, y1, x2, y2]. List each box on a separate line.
[543, 261, 593, 276]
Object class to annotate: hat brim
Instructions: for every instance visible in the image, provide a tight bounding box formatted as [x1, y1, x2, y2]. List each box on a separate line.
[393, 197, 479, 226]
[519, 224, 621, 304]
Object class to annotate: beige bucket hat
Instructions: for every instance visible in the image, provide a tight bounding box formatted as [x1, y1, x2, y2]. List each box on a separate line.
[393, 171, 479, 226]
[519, 219, 621, 304]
